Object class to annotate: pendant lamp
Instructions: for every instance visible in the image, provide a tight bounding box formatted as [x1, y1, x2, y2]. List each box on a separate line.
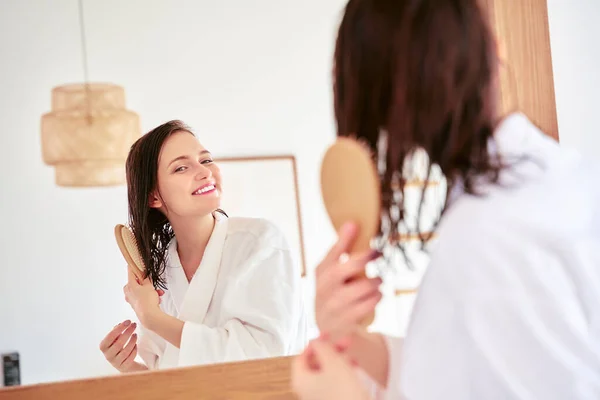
[40, 0, 141, 187]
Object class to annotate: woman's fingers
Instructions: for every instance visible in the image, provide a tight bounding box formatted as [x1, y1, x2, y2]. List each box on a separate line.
[340, 276, 382, 301]
[321, 282, 382, 334]
[304, 342, 320, 371]
[114, 333, 137, 366]
[127, 267, 139, 285]
[99, 320, 131, 353]
[291, 344, 315, 394]
[104, 322, 137, 360]
[308, 339, 357, 372]
[316, 223, 358, 277]
[317, 250, 378, 294]
[325, 277, 382, 315]
[344, 291, 382, 325]
[333, 335, 353, 353]
[121, 344, 138, 368]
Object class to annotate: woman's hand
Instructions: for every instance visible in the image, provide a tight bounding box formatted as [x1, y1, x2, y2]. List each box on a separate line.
[99, 320, 146, 372]
[315, 223, 382, 340]
[123, 268, 185, 348]
[315, 223, 391, 388]
[292, 338, 371, 400]
[123, 268, 164, 327]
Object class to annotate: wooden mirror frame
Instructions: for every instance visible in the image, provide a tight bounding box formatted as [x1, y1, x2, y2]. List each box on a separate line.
[0, 356, 297, 400]
[215, 154, 307, 276]
[484, 0, 559, 141]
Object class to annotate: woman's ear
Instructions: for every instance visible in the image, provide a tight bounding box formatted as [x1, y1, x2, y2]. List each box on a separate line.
[149, 191, 162, 209]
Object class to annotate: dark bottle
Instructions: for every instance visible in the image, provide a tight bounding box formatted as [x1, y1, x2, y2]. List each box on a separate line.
[2, 352, 20, 387]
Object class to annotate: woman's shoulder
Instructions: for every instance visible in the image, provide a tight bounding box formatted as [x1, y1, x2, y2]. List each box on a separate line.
[225, 216, 290, 250]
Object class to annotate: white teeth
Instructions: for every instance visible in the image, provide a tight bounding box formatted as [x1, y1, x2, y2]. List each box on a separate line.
[194, 185, 215, 195]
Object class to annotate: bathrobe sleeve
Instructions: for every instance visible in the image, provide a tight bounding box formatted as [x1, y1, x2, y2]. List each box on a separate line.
[136, 324, 160, 370]
[177, 230, 303, 366]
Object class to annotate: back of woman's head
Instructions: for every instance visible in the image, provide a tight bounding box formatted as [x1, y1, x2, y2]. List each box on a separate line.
[334, 0, 500, 204]
[125, 120, 193, 290]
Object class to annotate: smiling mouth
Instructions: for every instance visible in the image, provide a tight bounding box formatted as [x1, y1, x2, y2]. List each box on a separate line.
[192, 184, 217, 195]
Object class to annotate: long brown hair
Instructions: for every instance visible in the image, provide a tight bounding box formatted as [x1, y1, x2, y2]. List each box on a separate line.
[125, 120, 226, 290]
[334, 0, 502, 240]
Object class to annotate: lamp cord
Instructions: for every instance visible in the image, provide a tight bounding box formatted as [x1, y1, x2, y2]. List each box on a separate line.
[78, 0, 92, 123]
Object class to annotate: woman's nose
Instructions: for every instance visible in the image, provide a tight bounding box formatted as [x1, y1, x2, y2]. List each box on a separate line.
[194, 164, 212, 180]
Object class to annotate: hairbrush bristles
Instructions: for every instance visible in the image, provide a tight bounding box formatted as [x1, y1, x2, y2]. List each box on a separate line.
[114, 224, 145, 281]
[347, 134, 378, 161]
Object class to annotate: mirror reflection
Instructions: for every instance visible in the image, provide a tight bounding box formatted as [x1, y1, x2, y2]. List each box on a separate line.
[100, 121, 307, 372]
[2, 0, 354, 386]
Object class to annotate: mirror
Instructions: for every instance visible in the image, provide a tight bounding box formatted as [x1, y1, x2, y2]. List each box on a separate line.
[0, 0, 354, 387]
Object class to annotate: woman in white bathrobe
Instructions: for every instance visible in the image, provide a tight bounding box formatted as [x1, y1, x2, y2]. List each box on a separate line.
[292, 0, 600, 399]
[99, 120, 307, 372]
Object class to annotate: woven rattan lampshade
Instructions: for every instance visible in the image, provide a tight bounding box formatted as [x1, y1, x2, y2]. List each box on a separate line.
[40, 83, 141, 187]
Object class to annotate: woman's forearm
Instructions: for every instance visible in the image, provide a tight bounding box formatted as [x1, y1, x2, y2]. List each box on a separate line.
[145, 311, 185, 349]
[348, 330, 392, 388]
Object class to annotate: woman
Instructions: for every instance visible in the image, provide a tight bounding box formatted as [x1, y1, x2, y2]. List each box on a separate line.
[99, 120, 307, 372]
[293, 0, 600, 399]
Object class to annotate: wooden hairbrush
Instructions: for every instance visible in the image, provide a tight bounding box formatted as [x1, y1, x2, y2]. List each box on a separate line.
[114, 224, 145, 282]
[320, 137, 381, 327]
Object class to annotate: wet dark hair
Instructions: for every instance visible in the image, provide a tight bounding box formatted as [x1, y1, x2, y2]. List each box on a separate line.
[125, 120, 226, 290]
[333, 0, 502, 241]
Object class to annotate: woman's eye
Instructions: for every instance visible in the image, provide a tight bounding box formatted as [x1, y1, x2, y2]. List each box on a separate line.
[174, 166, 187, 173]
[201, 159, 214, 165]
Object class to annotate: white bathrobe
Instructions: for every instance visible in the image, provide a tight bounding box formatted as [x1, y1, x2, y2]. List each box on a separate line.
[375, 113, 600, 399]
[137, 213, 307, 369]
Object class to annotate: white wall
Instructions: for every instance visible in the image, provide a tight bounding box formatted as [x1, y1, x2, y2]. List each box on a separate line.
[1, 0, 598, 387]
[0, 0, 347, 385]
[547, 0, 600, 159]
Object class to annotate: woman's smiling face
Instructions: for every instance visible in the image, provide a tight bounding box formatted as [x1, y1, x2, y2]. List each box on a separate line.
[150, 130, 222, 219]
